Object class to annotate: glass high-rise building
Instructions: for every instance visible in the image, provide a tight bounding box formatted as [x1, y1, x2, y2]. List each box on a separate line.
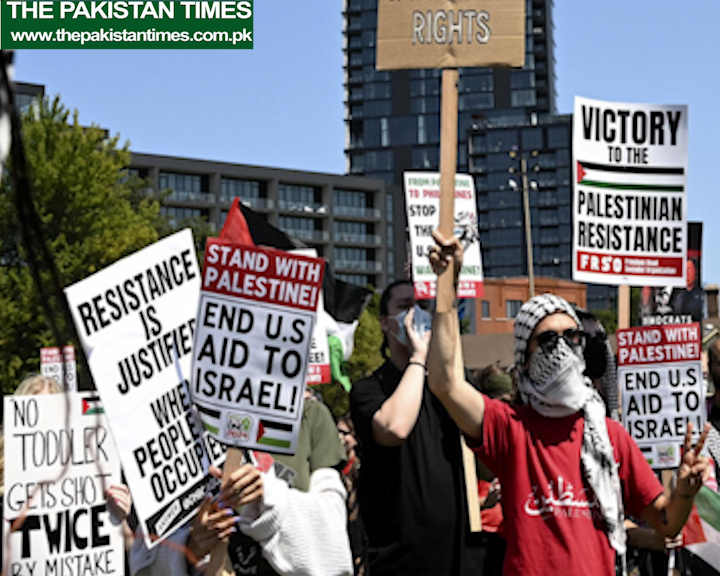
[343, 0, 614, 311]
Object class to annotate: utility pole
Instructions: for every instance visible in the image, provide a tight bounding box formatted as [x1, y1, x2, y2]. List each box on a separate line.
[510, 150, 538, 298]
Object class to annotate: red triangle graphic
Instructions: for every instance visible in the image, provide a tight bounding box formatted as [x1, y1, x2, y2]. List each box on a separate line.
[577, 162, 586, 184]
[256, 421, 265, 441]
[82, 398, 90, 414]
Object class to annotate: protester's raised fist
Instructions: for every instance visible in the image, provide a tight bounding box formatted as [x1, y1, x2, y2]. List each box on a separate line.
[428, 230, 463, 283]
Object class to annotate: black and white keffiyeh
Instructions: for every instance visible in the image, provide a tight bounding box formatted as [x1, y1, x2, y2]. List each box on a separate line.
[514, 294, 626, 554]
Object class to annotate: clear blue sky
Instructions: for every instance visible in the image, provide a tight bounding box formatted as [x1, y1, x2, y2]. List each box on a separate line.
[12, 1, 720, 285]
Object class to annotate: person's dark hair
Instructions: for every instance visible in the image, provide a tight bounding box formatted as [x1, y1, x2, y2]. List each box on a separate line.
[573, 306, 608, 380]
[379, 280, 413, 358]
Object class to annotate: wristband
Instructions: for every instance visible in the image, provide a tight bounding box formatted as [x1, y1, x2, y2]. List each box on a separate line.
[407, 361, 427, 372]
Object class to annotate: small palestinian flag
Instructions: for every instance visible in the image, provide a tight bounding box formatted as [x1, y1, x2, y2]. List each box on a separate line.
[576, 161, 684, 192]
[82, 396, 104, 415]
[257, 419, 293, 449]
[682, 486, 720, 568]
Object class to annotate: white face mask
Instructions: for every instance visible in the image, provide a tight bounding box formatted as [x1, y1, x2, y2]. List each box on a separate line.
[391, 305, 432, 347]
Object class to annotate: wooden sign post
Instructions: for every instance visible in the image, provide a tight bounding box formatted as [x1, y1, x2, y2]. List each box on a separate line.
[376, 0, 526, 533]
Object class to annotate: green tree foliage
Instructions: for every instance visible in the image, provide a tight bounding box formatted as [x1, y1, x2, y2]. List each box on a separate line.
[0, 96, 161, 392]
[344, 290, 384, 384]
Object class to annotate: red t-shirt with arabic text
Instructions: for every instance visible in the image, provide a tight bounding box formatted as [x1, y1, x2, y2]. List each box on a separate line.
[469, 396, 663, 576]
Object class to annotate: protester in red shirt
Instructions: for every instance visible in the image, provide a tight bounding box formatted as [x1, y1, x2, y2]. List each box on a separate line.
[427, 231, 710, 576]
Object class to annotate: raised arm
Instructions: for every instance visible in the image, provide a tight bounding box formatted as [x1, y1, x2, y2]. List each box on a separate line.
[372, 307, 430, 446]
[426, 230, 486, 440]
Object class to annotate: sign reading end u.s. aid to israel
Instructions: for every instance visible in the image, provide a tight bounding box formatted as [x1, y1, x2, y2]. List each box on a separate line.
[572, 96, 688, 287]
[617, 323, 704, 469]
[191, 239, 325, 454]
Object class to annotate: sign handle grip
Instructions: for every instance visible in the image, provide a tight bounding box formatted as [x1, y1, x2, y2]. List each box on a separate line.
[206, 447, 245, 576]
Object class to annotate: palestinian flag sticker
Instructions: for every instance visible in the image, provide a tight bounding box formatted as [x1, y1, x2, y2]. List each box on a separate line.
[257, 419, 293, 449]
[82, 396, 104, 415]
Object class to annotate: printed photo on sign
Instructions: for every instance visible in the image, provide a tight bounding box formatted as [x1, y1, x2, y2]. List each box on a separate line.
[404, 172, 484, 300]
[617, 323, 704, 468]
[64, 229, 209, 547]
[572, 96, 688, 287]
[191, 239, 324, 454]
[3, 393, 124, 576]
[638, 222, 704, 326]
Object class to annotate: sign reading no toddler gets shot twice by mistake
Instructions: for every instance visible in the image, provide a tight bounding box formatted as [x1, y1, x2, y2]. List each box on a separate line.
[191, 239, 324, 454]
[572, 96, 688, 287]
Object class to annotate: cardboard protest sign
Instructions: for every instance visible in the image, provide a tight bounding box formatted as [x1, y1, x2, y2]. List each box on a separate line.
[40, 345, 77, 392]
[64, 229, 209, 547]
[404, 172, 484, 300]
[618, 323, 704, 468]
[191, 239, 324, 453]
[638, 222, 704, 326]
[573, 96, 688, 287]
[3, 393, 124, 576]
[376, 0, 525, 70]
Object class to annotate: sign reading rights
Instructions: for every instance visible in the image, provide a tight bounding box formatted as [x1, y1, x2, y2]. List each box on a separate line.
[64, 230, 209, 547]
[192, 239, 324, 454]
[0, 0, 253, 48]
[3, 393, 124, 576]
[618, 323, 704, 468]
[404, 172, 484, 300]
[572, 96, 688, 287]
[376, 0, 525, 70]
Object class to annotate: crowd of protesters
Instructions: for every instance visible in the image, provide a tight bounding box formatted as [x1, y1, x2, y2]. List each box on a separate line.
[3, 233, 720, 576]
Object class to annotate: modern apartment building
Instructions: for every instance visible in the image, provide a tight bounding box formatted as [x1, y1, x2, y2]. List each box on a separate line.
[129, 153, 395, 289]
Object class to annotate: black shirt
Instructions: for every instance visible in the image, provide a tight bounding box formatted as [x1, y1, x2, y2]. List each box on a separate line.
[350, 361, 483, 576]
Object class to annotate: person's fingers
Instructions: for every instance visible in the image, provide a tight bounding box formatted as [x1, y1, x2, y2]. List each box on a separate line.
[209, 465, 222, 479]
[236, 479, 263, 507]
[431, 229, 448, 245]
[404, 307, 415, 330]
[693, 423, 711, 455]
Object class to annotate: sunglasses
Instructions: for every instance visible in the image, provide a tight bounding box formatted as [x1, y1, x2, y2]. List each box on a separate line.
[530, 328, 586, 355]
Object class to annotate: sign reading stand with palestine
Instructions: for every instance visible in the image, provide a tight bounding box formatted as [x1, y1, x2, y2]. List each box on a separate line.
[617, 323, 704, 468]
[573, 96, 688, 287]
[191, 238, 325, 454]
[65, 229, 209, 548]
[376, 0, 525, 70]
[3, 393, 124, 576]
[404, 172, 484, 299]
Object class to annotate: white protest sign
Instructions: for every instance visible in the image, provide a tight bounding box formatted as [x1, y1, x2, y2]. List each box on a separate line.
[573, 96, 688, 287]
[40, 346, 77, 392]
[292, 249, 330, 386]
[404, 172, 484, 299]
[618, 323, 704, 468]
[191, 238, 324, 453]
[64, 229, 209, 547]
[3, 393, 124, 576]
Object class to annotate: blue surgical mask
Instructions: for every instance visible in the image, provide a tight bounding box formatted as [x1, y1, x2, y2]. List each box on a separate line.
[391, 305, 432, 346]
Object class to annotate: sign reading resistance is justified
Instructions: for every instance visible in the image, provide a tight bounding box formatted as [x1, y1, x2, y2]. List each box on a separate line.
[0, 0, 253, 48]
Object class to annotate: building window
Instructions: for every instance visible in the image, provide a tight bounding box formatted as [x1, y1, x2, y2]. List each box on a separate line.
[506, 299, 522, 319]
[511, 90, 537, 108]
[221, 177, 261, 201]
[159, 172, 208, 202]
[481, 300, 491, 319]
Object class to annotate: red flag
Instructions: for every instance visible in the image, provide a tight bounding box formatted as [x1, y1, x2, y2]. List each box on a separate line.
[219, 197, 254, 245]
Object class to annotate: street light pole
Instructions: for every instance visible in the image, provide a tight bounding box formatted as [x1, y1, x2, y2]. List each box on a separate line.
[520, 156, 535, 298]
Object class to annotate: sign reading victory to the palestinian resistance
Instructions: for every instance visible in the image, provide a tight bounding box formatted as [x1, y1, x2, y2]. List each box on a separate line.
[573, 96, 688, 287]
[404, 172, 484, 300]
[191, 239, 324, 454]
[3, 393, 124, 576]
[376, 0, 525, 70]
[40, 345, 77, 391]
[65, 229, 210, 547]
[618, 323, 704, 468]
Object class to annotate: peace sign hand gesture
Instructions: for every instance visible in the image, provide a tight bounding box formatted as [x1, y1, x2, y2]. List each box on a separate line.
[676, 421, 711, 498]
